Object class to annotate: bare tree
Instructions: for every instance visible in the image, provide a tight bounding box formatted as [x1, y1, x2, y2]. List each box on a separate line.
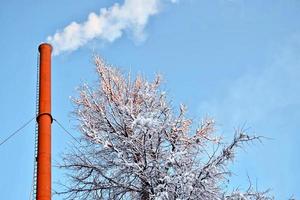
[58, 57, 273, 199]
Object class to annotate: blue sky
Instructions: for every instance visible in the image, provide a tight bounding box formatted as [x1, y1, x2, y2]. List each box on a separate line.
[0, 0, 299, 199]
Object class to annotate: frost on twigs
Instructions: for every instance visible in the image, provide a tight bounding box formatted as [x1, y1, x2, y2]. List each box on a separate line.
[58, 56, 273, 199]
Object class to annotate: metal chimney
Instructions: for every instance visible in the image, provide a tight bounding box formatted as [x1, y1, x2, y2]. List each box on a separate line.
[36, 43, 52, 200]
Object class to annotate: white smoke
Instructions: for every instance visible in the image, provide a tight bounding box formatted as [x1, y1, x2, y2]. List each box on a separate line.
[47, 0, 174, 55]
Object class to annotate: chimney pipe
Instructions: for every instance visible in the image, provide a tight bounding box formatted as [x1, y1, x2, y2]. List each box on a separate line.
[36, 43, 52, 200]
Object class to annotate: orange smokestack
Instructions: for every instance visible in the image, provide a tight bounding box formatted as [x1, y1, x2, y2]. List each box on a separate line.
[36, 43, 52, 200]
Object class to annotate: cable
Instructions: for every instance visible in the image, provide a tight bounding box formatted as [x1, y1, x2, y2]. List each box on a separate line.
[53, 119, 95, 163]
[53, 119, 82, 145]
[0, 116, 35, 147]
[53, 118, 127, 196]
[53, 119, 97, 165]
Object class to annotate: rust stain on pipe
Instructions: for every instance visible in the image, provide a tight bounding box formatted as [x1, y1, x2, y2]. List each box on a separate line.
[37, 43, 52, 200]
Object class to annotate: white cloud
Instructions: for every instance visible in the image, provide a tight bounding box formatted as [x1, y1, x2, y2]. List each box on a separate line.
[197, 35, 300, 198]
[198, 36, 300, 129]
[47, 0, 175, 55]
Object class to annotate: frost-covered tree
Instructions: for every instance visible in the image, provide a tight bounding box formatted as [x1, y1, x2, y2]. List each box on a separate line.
[58, 57, 273, 199]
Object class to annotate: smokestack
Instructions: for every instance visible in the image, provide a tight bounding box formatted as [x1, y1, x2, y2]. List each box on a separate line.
[36, 43, 52, 200]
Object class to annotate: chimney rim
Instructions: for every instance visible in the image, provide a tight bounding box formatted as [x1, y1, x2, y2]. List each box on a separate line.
[38, 43, 53, 53]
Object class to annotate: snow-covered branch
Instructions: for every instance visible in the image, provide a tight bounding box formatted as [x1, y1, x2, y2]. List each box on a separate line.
[58, 57, 273, 199]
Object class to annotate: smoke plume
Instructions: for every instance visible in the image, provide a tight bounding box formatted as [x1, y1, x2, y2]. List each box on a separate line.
[47, 0, 174, 55]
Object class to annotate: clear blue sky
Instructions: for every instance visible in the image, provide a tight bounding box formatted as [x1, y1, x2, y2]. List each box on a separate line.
[0, 0, 299, 199]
